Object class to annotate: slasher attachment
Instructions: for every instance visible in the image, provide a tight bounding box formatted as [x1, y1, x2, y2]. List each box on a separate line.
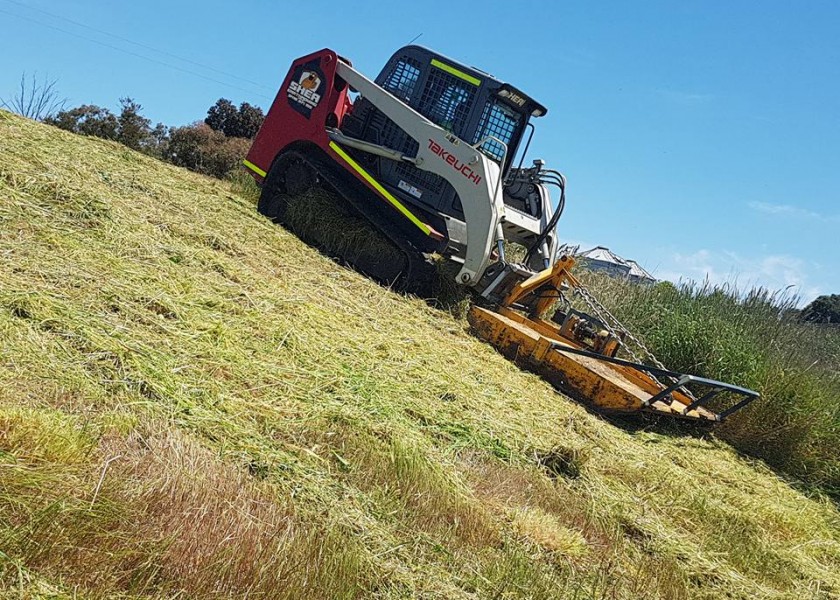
[468, 257, 759, 421]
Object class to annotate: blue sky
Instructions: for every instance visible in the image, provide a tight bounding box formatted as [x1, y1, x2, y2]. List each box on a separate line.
[1, 0, 837, 304]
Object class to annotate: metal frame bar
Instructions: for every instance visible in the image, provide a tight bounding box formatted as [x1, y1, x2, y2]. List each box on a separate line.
[643, 376, 693, 408]
[682, 389, 722, 415]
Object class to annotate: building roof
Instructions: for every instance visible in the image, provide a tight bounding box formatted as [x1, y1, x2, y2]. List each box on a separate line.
[575, 246, 656, 282]
[625, 259, 655, 281]
[577, 246, 626, 265]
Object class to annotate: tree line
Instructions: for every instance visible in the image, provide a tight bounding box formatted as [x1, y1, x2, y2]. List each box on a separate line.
[44, 97, 264, 179]
[1, 75, 264, 179]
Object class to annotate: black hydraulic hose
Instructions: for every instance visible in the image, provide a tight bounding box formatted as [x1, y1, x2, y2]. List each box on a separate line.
[524, 174, 566, 264]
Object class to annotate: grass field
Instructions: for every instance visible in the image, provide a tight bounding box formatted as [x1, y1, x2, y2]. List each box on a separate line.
[2, 110, 840, 599]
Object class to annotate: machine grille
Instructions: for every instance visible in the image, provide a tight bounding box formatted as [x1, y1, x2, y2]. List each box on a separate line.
[381, 116, 443, 194]
[382, 58, 422, 102]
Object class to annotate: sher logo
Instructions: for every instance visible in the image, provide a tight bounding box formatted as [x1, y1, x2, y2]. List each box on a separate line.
[498, 88, 527, 108]
[288, 71, 322, 109]
[287, 62, 326, 119]
[427, 139, 482, 185]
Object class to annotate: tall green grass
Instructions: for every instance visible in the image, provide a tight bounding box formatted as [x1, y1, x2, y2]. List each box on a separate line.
[581, 272, 840, 494]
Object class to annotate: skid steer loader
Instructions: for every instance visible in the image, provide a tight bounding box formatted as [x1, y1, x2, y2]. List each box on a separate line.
[244, 46, 758, 422]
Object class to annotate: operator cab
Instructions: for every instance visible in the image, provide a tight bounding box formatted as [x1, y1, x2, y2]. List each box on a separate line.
[340, 45, 546, 214]
[376, 46, 544, 173]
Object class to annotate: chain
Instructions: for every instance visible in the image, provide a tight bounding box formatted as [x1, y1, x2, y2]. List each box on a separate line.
[570, 285, 676, 382]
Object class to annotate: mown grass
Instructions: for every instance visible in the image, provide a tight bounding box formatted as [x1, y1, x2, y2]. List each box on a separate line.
[1, 109, 839, 598]
[579, 273, 840, 496]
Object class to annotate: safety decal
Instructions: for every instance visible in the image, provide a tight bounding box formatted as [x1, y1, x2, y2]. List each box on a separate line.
[398, 179, 423, 199]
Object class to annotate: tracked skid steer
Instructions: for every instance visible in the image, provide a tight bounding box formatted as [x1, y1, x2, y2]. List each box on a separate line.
[244, 46, 758, 422]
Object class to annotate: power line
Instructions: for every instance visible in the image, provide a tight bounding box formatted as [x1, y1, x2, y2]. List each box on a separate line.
[0, 6, 274, 101]
[0, 0, 272, 91]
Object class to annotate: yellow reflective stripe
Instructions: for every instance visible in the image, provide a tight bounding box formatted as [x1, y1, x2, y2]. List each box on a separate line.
[243, 159, 266, 178]
[328, 141, 432, 236]
[430, 59, 480, 86]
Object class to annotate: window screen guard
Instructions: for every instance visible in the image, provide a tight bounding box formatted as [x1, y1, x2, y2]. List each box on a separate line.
[473, 100, 522, 162]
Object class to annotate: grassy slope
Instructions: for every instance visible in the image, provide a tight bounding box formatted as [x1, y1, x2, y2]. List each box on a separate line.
[1, 110, 839, 599]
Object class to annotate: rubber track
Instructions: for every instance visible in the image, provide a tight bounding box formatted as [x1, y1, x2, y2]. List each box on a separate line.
[275, 149, 440, 295]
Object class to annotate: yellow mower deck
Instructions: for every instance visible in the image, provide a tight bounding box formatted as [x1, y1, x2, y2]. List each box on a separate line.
[469, 306, 718, 420]
[469, 258, 758, 422]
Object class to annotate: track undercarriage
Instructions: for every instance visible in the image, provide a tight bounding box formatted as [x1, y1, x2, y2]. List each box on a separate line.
[257, 148, 441, 294]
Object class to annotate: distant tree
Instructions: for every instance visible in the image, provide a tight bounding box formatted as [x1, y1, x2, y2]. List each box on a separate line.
[800, 294, 840, 324]
[0, 73, 67, 121]
[45, 95, 254, 175]
[168, 122, 216, 172]
[205, 98, 237, 135]
[229, 102, 264, 138]
[116, 97, 153, 150]
[46, 105, 119, 140]
[148, 122, 170, 158]
[168, 122, 250, 178]
[205, 98, 264, 138]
